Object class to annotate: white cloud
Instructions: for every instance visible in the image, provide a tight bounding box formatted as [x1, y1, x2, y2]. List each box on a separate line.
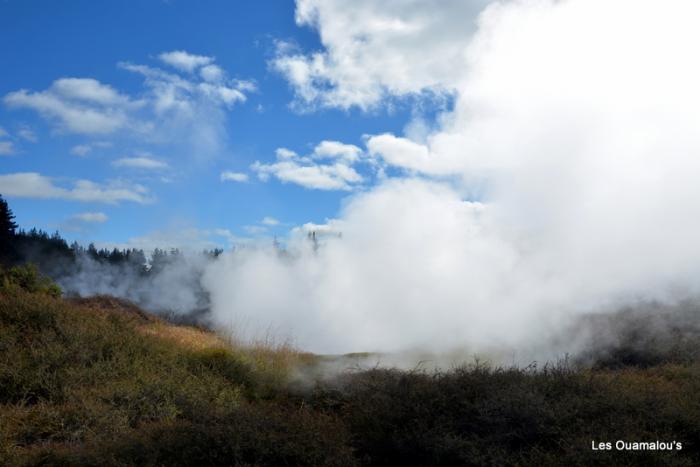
[197, 82, 246, 106]
[17, 127, 37, 142]
[51, 78, 131, 105]
[261, 216, 280, 226]
[4, 79, 134, 134]
[0, 141, 15, 156]
[158, 50, 213, 73]
[271, 0, 490, 110]
[312, 140, 362, 162]
[220, 171, 249, 182]
[366, 133, 434, 173]
[252, 160, 362, 190]
[117, 56, 254, 156]
[200, 64, 224, 82]
[0, 126, 7, 137]
[112, 156, 169, 170]
[72, 212, 108, 223]
[275, 147, 297, 159]
[70, 141, 111, 157]
[252, 143, 363, 191]
[70, 144, 92, 156]
[0, 172, 151, 204]
[4, 52, 254, 158]
[254, 142, 366, 190]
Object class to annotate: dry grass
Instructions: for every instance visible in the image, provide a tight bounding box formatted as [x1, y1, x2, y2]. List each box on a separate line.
[3, 267, 700, 465]
[0, 286, 355, 466]
[139, 322, 228, 351]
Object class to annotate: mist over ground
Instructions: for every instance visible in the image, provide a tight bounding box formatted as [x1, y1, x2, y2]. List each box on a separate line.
[199, 0, 700, 356]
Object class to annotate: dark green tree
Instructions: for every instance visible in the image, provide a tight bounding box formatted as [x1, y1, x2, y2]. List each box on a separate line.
[0, 195, 18, 260]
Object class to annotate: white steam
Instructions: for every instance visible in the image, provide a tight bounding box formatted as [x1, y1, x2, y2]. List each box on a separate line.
[205, 0, 700, 355]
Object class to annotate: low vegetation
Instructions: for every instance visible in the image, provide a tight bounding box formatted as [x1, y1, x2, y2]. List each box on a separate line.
[2, 265, 700, 466]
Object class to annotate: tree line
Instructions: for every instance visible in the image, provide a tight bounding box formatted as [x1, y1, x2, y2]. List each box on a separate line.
[1, 194, 223, 274]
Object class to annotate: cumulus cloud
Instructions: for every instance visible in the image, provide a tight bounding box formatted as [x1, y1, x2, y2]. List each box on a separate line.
[158, 50, 213, 73]
[200, 64, 224, 82]
[203, 0, 700, 357]
[112, 156, 169, 170]
[275, 147, 297, 159]
[252, 140, 366, 190]
[251, 160, 359, 190]
[271, 0, 490, 110]
[0, 172, 152, 204]
[261, 216, 280, 226]
[365, 133, 434, 173]
[312, 140, 362, 162]
[220, 171, 249, 182]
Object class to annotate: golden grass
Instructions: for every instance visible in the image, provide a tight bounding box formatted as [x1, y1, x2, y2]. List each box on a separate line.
[138, 322, 229, 351]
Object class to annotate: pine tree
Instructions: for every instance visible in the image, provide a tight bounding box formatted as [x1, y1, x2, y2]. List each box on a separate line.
[0, 194, 18, 260]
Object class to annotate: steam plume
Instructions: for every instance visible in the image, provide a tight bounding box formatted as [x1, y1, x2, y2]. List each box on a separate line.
[202, 0, 700, 356]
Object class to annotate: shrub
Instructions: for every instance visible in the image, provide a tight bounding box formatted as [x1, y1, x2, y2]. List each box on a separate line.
[0, 264, 61, 298]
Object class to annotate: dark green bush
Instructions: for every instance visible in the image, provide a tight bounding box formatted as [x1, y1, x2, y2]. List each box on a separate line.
[0, 264, 61, 298]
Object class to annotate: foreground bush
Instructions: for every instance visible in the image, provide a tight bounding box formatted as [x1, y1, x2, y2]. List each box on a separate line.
[304, 364, 700, 466]
[2, 289, 700, 466]
[0, 291, 351, 466]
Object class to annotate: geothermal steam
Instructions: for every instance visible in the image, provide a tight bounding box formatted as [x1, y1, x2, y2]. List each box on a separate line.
[204, 0, 700, 354]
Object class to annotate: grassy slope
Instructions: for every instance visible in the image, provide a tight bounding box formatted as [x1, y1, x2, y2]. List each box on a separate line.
[0, 291, 352, 466]
[2, 284, 700, 465]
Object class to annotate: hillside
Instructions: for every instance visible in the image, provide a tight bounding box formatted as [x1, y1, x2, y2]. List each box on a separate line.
[2, 266, 700, 466]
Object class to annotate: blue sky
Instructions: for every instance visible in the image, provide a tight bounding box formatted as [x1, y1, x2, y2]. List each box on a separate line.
[0, 0, 412, 249]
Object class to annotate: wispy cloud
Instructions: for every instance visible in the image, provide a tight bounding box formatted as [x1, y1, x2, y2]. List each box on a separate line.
[0, 172, 152, 204]
[4, 78, 137, 134]
[220, 171, 249, 182]
[70, 141, 111, 157]
[70, 144, 92, 157]
[3, 51, 255, 159]
[112, 156, 169, 170]
[243, 225, 267, 234]
[17, 127, 37, 142]
[0, 126, 35, 155]
[71, 211, 108, 223]
[0, 141, 15, 156]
